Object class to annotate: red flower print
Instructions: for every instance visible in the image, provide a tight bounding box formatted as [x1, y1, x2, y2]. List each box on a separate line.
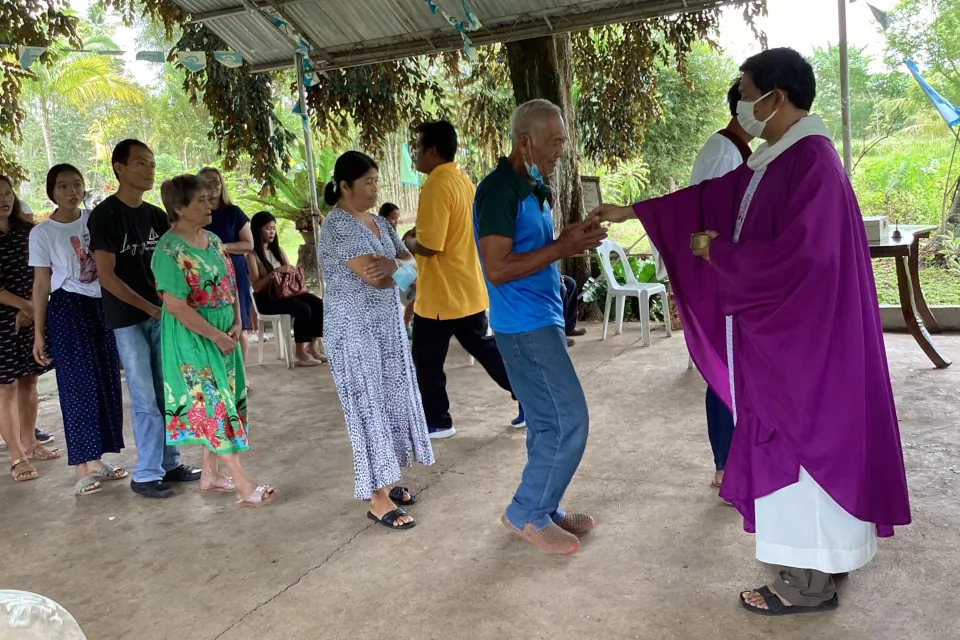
[190, 288, 210, 307]
[213, 401, 228, 421]
[166, 415, 185, 439]
[187, 405, 207, 428]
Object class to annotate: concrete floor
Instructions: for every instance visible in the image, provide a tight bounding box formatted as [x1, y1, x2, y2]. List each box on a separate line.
[1, 324, 958, 640]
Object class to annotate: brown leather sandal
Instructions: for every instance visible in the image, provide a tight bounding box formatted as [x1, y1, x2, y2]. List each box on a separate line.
[27, 443, 61, 460]
[11, 458, 38, 482]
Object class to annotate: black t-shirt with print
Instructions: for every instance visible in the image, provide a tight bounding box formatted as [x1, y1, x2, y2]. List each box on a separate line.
[88, 195, 171, 329]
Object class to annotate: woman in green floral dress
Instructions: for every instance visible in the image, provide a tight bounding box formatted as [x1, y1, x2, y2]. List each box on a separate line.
[154, 174, 277, 507]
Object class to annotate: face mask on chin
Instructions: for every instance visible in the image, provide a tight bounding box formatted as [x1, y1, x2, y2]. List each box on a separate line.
[521, 144, 545, 188]
[737, 90, 779, 139]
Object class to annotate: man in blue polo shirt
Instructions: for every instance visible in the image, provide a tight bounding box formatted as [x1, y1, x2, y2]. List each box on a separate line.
[474, 99, 607, 555]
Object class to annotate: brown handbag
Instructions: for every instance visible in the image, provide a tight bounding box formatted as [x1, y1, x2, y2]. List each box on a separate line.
[268, 267, 308, 299]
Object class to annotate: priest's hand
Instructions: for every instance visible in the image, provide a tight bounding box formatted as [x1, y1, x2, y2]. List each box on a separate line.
[692, 230, 719, 262]
[589, 204, 634, 224]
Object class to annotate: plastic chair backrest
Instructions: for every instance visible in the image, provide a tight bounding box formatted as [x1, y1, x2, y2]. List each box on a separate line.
[597, 239, 639, 291]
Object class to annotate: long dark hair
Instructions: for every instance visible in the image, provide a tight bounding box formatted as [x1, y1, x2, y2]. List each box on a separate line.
[250, 210, 285, 274]
[378, 202, 399, 218]
[0, 176, 32, 231]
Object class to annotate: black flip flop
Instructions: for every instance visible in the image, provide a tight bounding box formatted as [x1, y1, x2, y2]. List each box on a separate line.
[367, 508, 416, 530]
[739, 586, 839, 616]
[388, 486, 416, 506]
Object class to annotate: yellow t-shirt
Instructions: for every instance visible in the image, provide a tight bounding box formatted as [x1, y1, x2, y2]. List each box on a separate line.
[413, 163, 489, 320]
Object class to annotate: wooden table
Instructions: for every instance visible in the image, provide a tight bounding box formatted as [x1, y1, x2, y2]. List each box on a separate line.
[869, 225, 952, 369]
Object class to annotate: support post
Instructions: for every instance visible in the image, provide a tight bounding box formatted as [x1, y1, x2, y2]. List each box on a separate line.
[838, 0, 853, 176]
[295, 52, 323, 295]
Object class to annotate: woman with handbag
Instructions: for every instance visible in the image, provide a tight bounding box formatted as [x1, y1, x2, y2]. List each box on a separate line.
[247, 211, 325, 366]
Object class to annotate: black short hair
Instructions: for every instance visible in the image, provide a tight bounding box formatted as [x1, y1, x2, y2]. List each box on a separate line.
[739, 48, 816, 111]
[726, 79, 742, 117]
[111, 139, 151, 179]
[46, 164, 84, 202]
[324, 151, 379, 206]
[378, 202, 399, 218]
[415, 121, 458, 162]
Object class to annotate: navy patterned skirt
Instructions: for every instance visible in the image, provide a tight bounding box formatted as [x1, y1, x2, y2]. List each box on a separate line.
[47, 289, 124, 466]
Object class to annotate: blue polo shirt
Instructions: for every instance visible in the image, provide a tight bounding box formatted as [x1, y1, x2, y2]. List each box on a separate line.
[473, 157, 563, 334]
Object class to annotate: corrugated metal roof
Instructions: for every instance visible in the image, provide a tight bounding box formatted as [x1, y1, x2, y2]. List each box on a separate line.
[173, 0, 736, 73]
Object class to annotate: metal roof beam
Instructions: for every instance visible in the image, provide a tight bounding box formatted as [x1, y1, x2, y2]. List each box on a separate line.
[186, 0, 308, 24]
[247, 0, 733, 74]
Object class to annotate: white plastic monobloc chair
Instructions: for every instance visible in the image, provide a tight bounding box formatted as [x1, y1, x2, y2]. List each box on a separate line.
[250, 289, 294, 369]
[596, 239, 672, 346]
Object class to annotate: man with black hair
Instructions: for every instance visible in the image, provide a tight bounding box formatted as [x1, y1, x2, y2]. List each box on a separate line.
[652, 79, 754, 496]
[88, 139, 201, 499]
[595, 48, 910, 614]
[404, 121, 520, 439]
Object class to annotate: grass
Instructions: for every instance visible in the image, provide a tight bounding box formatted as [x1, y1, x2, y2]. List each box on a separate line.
[872, 259, 960, 306]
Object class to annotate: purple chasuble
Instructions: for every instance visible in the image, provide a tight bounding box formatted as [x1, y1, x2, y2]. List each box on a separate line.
[634, 135, 911, 537]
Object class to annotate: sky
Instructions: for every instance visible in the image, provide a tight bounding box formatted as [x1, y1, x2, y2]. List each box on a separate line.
[716, 0, 901, 71]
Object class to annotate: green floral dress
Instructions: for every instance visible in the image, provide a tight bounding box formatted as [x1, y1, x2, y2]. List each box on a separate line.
[152, 231, 248, 454]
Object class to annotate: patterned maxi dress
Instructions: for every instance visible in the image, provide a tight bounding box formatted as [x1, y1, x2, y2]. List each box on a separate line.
[318, 209, 433, 499]
[152, 231, 249, 454]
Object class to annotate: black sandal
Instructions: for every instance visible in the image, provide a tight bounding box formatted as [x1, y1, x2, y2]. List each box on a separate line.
[388, 486, 416, 506]
[367, 508, 416, 530]
[739, 586, 839, 616]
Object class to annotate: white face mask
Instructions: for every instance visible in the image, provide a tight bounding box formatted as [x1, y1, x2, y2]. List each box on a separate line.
[737, 90, 778, 138]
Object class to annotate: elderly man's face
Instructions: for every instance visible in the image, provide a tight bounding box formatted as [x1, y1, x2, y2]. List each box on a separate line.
[523, 112, 567, 179]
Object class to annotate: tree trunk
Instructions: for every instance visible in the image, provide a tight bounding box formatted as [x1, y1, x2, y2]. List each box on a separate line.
[505, 34, 588, 288]
[40, 101, 54, 169]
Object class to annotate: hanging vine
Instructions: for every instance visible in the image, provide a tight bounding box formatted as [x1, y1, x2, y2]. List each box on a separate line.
[573, 0, 767, 164]
[0, 0, 79, 181]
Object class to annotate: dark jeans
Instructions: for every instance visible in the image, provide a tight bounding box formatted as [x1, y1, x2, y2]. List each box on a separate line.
[254, 292, 323, 343]
[705, 386, 734, 471]
[773, 567, 836, 606]
[561, 275, 578, 334]
[412, 310, 513, 429]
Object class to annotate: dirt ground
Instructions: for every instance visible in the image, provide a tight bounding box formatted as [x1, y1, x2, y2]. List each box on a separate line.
[0, 324, 958, 640]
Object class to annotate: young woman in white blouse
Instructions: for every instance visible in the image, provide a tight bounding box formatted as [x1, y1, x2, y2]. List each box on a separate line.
[30, 164, 127, 496]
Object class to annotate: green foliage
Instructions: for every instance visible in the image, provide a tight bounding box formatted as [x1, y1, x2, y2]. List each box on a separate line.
[886, 0, 960, 103]
[851, 136, 956, 224]
[175, 25, 295, 184]
[634, 42, 737, 195]
[305, 58, 447, 152]
[583, 256, 665, 321]
[572, 2, 765, 167]
[0, 0, 80, 181]
[239, 143, 336, 232]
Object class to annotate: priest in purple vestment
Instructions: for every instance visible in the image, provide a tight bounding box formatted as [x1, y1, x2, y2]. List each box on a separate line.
[592, 48, 911, 616]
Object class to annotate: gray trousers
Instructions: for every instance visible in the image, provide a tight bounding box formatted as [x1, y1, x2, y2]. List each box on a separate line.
[773, 566, 837, 606]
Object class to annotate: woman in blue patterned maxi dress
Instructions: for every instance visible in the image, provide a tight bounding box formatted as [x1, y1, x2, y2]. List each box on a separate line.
[318, 151, 433, 531]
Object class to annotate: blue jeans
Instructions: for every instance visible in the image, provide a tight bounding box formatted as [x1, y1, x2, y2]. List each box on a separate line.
[113, 318, 180, 483]
[495, 325, 589, 531]
[705, 386, 734, 471]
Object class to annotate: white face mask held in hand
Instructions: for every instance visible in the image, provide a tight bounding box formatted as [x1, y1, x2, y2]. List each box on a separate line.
[737, 90, 779, 139]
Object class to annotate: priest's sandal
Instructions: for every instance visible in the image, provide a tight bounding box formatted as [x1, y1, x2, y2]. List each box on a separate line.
[739, 586, 839, 616]
[367, 508, 416, 530]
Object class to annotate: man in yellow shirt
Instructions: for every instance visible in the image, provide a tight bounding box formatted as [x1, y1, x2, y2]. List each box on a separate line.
[404, 121, 520, 439]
